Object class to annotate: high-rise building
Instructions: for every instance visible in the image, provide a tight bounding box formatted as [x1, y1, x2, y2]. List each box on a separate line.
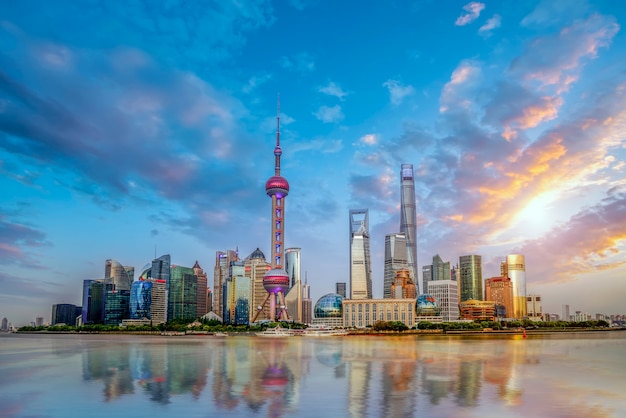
[421, 265, 432, 295]
[501, 254, 527, 319]
[130, 280, 152, 319]
[224, 261, 251, 325]
[169, 265, 198, 321]
[562, 304, 570, 322]
[51, 303, 78, 326]
[35, 317, 44, 326]
[150, 279, 167, 324]
[254, 98, 291, 321]
[390, 269, 417, 299]
[459, 255, 482, 302]
[302, 279, 313, 324]
[484, 276, 513, 318]
[399, 163, 418, 291]
[383, 233, 408, 299]
[193, 261, 208, 317]
[104, 290, 130, 325]
[335, 282, 347, 298]
[1, 317, 7, 331]
[244, 248, 271, 322]
[526, 294, 542, 321]
[285, 248, 303, 322]
[213, 250, 239, 318]
[104, 259, 134, 291]
[206, 288, 213, 314]
[427, 280, 459, 321]
[349, 209, 372, 300]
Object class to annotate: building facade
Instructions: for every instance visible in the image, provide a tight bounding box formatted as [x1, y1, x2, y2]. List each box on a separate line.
[51, 303, 78, 326]
[104, 259, 134, 291]
[399, 163, 418, 289]
[383, 233, 408, 299]
[343, 299, 416, 328]
[285, 247, 303, 322]
[193, 261, 208, 317]
[130, 280, 152, 319]
[459, 300, 495, 321]
[459, 255, 482, 302]
[168, 265, 198, 321]
[349, 209, 372, 299]
[336, 282, 347, 298]
[213, 250, 239, 318]
[427, 279, 459, 322]
[390, 269, 417, 299]
[526, 294, 543, 321]
[484, 276, 514, 319]
[104, 290, 130, 325]
[244, 248, 271, 322]
[501, 254, 527, 319]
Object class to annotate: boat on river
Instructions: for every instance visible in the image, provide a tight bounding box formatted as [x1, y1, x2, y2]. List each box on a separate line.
[303, 325, 348, 337]
[256, 326, 294, 337]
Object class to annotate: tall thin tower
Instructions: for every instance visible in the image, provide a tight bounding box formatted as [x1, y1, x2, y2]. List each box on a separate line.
[253, 96, 290, 322]
[349, 209, 372, 299]
[400, 163, 419, 293]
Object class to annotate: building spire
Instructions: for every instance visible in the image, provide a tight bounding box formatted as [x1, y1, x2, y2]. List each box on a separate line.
[274, 93, 282, 175]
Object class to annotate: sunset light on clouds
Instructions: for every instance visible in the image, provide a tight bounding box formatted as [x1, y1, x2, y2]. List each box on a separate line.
[1, 0, 625, 325]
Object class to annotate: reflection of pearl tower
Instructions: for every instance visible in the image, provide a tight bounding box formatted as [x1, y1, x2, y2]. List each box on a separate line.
[255, 96, 290, 322]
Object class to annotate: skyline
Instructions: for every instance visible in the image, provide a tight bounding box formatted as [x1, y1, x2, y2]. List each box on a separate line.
[2, 1, 626, 325]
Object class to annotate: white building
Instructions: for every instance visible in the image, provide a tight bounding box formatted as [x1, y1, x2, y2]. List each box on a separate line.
[526, 294, 543, 321]
[427, 279, 459, 322]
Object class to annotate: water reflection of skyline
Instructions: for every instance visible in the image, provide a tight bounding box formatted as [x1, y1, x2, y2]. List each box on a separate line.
[22, 333, 617, 417]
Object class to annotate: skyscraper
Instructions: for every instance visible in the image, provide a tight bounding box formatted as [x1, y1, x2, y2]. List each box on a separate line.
[213, 250, 238, 319]
[254, 98, 290, 322]
[244, 248, 271, 322]
[459, 255, 482, 301]
[383, 233, 408, 299]
[104, 259, 134, 291]
[422, 254, 450, 294]
[485, 276, 513, 318]
[193, 261, 208, 317]
[501, 254, 527, 319]
[399, 163, 418, 292]
[285, 247, 302, 322]
[130, 280, 152, 319]
[168, 265, 198, 321]
[349, 209, 372, 299]
[51, 303, 78, 326]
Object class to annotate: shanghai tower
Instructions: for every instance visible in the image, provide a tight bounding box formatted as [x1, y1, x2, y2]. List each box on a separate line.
[400, 163, 419, 294]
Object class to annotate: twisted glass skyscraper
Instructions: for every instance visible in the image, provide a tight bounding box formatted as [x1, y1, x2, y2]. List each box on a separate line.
[400, 164, 419, 293]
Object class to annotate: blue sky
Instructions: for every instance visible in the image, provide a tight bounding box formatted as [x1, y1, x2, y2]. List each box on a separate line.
[1, 0, 625, 325]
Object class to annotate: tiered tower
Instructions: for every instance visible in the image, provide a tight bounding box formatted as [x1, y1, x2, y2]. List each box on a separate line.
[253, 97, 290, 322]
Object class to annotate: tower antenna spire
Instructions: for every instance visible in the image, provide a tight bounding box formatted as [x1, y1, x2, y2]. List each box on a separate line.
[275, 93, 281, 175]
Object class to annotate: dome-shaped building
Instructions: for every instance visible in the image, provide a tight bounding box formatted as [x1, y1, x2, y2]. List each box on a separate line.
[314, 293, 344, 318]
[416, 294, 441, 316]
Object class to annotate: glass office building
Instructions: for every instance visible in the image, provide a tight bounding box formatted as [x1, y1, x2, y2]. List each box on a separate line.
[130, 280, 153, 319]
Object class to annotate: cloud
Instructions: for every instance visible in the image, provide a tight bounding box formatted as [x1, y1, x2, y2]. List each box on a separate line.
[280, 52, 315, 73]
[0, 215, 49, 267]
[439, 60, 481, 113]
[383, 80, 415, 106]
[510, 14, 619, 90]
[519, 189, 626, 283]
[242, 73, 272, 93]
[318, 81, 348, 100]
[313, 105, 344, 123]
[479, 14, 501, 36]
[455, 2, 485, 26]
[359, 134, 379, 146]
[521, 0, 590, 28]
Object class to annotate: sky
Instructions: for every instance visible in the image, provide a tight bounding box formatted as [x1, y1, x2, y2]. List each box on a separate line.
[1, 0, 625, 326]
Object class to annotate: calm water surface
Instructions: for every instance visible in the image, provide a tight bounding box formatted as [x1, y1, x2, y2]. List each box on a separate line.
[1, 332, 625, 417]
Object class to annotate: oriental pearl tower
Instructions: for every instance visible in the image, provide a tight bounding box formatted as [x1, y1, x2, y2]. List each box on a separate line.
[253, 96, 290, 322]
